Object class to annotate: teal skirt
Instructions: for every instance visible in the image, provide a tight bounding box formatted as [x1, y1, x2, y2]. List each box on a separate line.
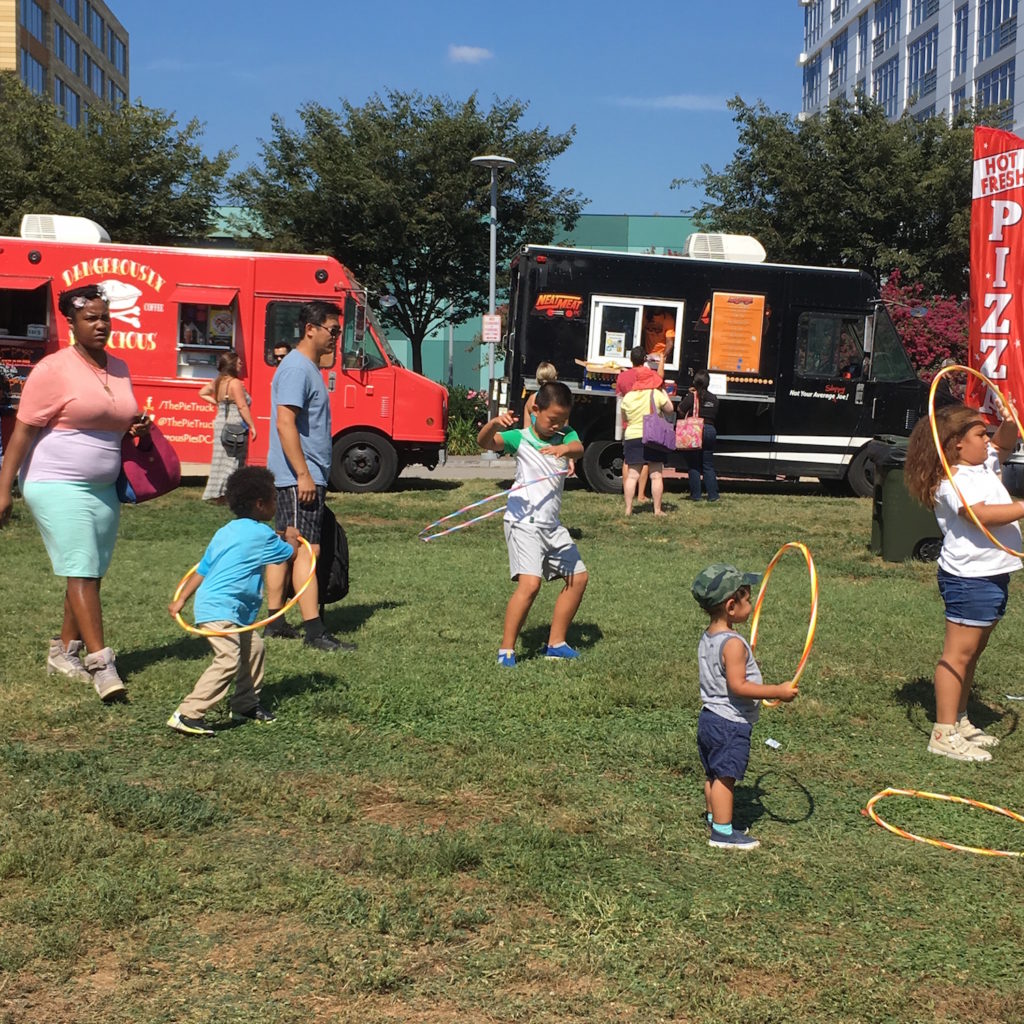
[21, 480, 120, 578]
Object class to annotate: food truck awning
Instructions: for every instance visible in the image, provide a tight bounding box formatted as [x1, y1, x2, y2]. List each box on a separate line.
[0, 275, 52, 290]
[172, 285, 239, 306]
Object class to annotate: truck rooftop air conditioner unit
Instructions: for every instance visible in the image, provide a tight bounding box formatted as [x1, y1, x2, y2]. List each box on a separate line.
[20, 214, 111, 244]
[683, 233, 767, 264]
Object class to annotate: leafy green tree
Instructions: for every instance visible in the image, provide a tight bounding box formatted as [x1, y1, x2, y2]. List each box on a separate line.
[231, 90, 585, 375]
[0, 73, 231, 243]
[77, 103, 233, 244]
[680, 96, 980, 295]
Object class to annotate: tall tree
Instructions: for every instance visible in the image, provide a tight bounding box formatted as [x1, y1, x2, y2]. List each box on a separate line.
[0, 74, 231, 243]
[231, 91, 585, 375]
[680, 96, 981, 295]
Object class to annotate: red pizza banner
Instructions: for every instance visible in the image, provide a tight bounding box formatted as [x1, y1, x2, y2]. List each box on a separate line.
[968, 126, 1024, 417]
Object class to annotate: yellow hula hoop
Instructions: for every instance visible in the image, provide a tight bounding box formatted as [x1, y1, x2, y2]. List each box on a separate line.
[864, 787, 1024, 858]
[928, 364, 1024, 559]
[173, 536, 317, 638]
[749, 541, 818, 708]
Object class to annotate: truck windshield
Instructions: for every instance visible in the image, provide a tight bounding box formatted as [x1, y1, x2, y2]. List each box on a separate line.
[365, 304, 401, 368]
[870, 307, 916, 382]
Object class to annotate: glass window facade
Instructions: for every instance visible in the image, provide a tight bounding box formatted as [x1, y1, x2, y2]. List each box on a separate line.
[804, 53, 823, 109]
[874, 0, 902, 51]
[56, 0, 79, 22]
[955, 4, 970, 76]
[858, 12, 869, 71]
[55, 77, 81, 126]
[831, 30, 848, 89]
[908, 26, 939, 97]
[911, 0, 940, 28]
[978, 0, 1018, 61]
[805, 0, 824, 49]
[109, 34, 126, 75]
[20, 48, 45, 94]
[109, 81, 125, 108]
[977, 57, 1016, 125]
[55, 23, 80, 75]
[873, 55, 901, 117]
[84, 1, 105, 48]
[19, 0, 44, 43]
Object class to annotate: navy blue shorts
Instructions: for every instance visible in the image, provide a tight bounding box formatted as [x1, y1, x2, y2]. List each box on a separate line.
[937, 567, 1010, 627]
[697, 708, 753, 781]
[623, 437, 668, 466]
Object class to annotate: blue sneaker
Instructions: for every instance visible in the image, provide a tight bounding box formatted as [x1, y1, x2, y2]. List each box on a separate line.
[708, 829, 760, 851]
[498, 650, 517, 667]
[544, 643, 580, 660]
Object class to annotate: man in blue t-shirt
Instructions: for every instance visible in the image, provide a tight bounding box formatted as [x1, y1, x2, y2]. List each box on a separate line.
[264, 300, 352, 652]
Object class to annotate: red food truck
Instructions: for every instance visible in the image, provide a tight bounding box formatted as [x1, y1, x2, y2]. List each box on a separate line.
[0, 216, 447, 491]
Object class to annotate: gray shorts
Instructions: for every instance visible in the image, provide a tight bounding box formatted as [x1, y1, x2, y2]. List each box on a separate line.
[275, 485, 326, 545]
[504, 520, 586, 581]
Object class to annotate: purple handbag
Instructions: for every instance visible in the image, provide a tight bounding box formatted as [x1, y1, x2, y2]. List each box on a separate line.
[117, 423, 181, 504]
[641, 390, 676, 452]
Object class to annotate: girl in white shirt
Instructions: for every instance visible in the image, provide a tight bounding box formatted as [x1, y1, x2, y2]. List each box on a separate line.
[905, 403, 1024, 762]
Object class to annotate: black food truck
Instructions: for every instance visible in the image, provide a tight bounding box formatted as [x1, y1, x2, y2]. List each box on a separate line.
[495, 240, 927, 496]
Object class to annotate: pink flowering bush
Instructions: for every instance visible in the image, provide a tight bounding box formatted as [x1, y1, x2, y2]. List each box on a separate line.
[881, 270, 968, 380]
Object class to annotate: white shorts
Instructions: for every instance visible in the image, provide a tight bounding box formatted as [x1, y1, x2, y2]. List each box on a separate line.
[504, 520, 586, 581]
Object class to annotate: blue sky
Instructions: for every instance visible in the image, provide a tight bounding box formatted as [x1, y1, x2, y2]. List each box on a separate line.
[114, 0, 804, 216]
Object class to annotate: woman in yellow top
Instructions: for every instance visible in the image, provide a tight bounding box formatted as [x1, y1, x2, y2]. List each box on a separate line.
[620, 382, 673, 516]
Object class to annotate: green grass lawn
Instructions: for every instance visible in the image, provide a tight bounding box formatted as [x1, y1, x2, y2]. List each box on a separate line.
[1, 479, 1022, 1023]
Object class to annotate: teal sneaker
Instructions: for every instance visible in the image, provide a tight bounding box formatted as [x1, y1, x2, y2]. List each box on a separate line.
[544, 643, 580, 660]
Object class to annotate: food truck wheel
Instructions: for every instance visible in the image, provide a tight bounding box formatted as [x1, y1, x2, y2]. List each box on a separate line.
[845, 446, 877, 498]
[330, 432, 399, 493]
[581, 439, 625, 494]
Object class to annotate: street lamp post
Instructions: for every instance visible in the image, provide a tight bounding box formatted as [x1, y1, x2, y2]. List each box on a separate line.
[471, 153, 516, 392]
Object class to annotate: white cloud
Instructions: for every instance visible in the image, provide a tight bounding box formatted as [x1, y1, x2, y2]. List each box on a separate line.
[612, 94, 729, 112]
[448, 44, 494, 64]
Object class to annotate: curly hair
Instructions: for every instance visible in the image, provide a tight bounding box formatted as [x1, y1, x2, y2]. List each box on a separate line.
[225, 466, 276, 519]
[904, 404, 986, 507]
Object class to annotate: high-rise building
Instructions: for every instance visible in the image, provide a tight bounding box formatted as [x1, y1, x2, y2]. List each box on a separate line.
[1, 0, 129, 125]
[797, 0, 1020, 131]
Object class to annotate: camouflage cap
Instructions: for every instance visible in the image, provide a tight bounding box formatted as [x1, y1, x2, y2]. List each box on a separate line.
[691, 564, 762, 611]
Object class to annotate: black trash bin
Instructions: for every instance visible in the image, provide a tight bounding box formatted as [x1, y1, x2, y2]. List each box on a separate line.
[870, 439, 943, 562]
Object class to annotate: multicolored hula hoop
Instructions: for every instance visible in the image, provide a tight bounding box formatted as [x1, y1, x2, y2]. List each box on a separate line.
[864, 787, 1023, 858]
[173, 536, 316, 638]
[749, 541, 818, 708]
[419, 470, 568, 542]
[928, 363, 1024, 559]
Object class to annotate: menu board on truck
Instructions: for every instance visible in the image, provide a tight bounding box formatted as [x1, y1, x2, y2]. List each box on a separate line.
[707, 292, 765, 374]
[0, 340, 47, 413]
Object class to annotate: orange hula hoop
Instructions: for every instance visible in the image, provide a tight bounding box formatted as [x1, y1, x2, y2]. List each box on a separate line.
[864, 787, 1023, 858]
[173, 536, 317, 638]
[749, 541, 818, 708]
[928, 364, 1024, 559]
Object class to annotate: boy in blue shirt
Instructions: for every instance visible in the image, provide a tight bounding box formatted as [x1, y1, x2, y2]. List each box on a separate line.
[167, 467, 297, 736]
[691, 564, 799, 849]
[478, 382, 587, 666]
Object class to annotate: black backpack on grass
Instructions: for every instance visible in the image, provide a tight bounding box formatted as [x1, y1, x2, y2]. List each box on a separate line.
[317, 505, 349, 608]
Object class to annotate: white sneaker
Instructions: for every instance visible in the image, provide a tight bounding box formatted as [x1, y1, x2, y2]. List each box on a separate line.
[47, 637, 91, 682]
[84, 647, 126, 702]
[956, 717, 999, 747]
[927, 728, 991, 762]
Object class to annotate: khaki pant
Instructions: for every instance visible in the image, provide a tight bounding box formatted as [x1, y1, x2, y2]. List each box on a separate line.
[177, 622, 265, 719]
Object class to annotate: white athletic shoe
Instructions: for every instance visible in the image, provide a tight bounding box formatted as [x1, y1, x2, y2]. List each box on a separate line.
[927, 728, 991, 762]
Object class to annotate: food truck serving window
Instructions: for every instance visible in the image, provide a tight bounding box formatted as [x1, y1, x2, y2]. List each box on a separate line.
[173, 285, 238, 379]
[587, 295, 682, 371]
[0, 279, 49, 413]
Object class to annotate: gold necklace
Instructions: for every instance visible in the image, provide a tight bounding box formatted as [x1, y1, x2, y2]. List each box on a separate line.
[75, 347, 113, 397]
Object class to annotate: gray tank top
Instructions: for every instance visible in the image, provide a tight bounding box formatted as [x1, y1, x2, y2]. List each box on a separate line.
[698, 629, 763, 726]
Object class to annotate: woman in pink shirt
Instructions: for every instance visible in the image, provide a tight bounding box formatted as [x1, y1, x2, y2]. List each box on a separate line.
[0, 284, 146, 701]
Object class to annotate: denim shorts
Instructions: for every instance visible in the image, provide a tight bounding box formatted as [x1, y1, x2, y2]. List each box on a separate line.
[623, 437, 668, 466]
[937, 567, 1010, 627]
[697, 708, 753, 782]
